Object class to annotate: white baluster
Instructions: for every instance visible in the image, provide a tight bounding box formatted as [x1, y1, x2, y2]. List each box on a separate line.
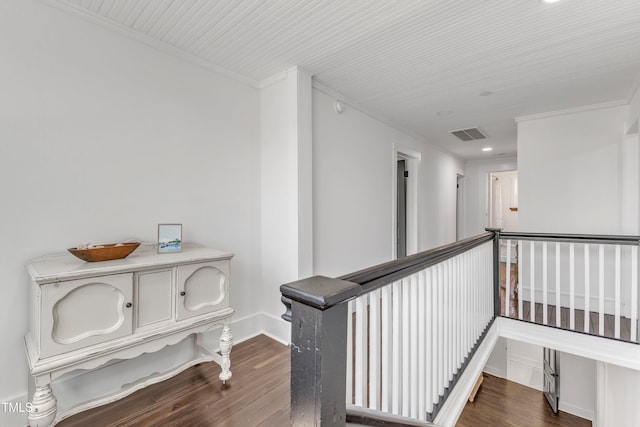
[430, 267, 438, 413]
[418, 270, 427, 420]
[570, 243, 575, 330]
[599, 245, 605, 336]
[463, 252, 469, 355]
[381, 285, 391, 411]
[392, 280, 401, 414]
[410, 273, 418, 418]
[438, 264, 445, 398]
[355, 295, 367, 406]
[543, 242, 548, 325]
[483, 245, 488, 327]
[479, 247, 485, 326]
[488, 242, 494, 322]
[402, 277, 410, 417]
[530, 241, 535, 323]
[446, 259, 452, 383]
[632, 246, 638, 342]
[584, 244, 590, 333]
[518, 240, 523, 320]
[369, 289, 380, 410]
[556, 242, 561, 327]
[506, 240, 511, 317]
[346, 300, 353, 404]
[615, 245, 621, 339]
[455, 256, 461, 370]
[473, 247, 479, 339]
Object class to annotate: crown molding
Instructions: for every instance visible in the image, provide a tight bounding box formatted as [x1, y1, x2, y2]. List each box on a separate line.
[38, 0, 261, 88]
[515, 99, 628, 123]
[258, 66, 314, 89]
[258, 71, 289, 89]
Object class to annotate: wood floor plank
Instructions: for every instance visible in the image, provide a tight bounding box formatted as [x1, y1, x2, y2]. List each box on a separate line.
[57, 335, 291, 427]
[457, 374, 592, 427]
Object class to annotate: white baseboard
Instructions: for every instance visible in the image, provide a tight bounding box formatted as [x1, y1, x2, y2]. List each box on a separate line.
[483, 365, 505, 378]
[506, 352, 543, 391]
[195, 311, 290, 348]
[560, 401, 595, 422]
[257, 312, 291, 345]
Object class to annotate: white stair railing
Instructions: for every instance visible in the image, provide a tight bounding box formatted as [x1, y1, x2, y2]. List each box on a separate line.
[280, 229, 640, 426]
[346, 241, 494, 422]
[500, 232, 639, 343]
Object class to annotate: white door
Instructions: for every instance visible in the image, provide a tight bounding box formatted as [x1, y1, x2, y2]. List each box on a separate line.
[543, 347, 560, 413]
[489, 170, 518, 231]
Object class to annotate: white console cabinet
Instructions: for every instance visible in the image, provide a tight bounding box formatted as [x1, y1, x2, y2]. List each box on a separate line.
[24, 245, 234, 427]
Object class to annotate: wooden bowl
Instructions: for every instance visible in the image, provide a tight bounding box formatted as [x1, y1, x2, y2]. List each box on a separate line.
[68, 243, 141, 262]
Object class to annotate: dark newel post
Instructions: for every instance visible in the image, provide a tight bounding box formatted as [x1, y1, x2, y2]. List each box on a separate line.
[486, 228, 502, 318]
[280, 276, 360, 427]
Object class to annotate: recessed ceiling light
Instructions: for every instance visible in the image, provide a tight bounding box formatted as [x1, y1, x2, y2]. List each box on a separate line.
[542, 0, 562, 3]
[482, 147, 493, 152]
[436, 110, 454, 116]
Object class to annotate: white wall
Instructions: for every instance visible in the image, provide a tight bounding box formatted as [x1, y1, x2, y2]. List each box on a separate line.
[560, 353, 596, 421]
[517, 103, 630, 234]
[597, 363, 640, 426]
[0, 1, 261, 422]
[259, 68, 313, 328]
[462, 157, 517, 238]
[628, 82, 640, 133]
[312, 89, 463, 277]
[511, 102, 639, 423]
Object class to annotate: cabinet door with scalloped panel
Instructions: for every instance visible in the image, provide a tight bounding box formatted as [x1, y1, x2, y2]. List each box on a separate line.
[175, 261, 230, 321]
[39, 273, 133, 358]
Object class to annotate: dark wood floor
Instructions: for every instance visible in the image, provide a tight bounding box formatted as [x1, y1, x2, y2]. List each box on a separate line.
[59, 335, 591, 427]
[57, 335, 290, 427]
[457, 374, 591, 427]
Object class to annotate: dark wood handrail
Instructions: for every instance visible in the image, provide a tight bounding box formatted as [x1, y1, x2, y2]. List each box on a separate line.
[280, 232, 495, 316]
[499, 231, 640, 246]
[340, 232, 494, 285]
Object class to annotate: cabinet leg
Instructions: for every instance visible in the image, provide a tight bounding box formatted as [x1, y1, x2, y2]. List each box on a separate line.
[218, 324, 233, 384]
[28, 384, 57, 427]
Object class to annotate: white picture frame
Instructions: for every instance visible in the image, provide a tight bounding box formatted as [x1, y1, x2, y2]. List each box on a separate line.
[158, 224, 182, 253]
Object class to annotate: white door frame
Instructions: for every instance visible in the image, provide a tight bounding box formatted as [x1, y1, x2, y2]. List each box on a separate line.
[457, 174, 465, 240]
[392, 145, 420, 258]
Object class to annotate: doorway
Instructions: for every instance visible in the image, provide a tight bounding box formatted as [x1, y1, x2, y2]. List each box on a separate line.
[397, 159, 407, 258]
[543, 347, 560, 414]
[456, 174, 464, 240]
[393, 148, 420, 259]
[489, 170, 519, 231]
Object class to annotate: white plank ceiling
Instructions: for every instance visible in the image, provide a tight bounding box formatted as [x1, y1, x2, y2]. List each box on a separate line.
[52, 0, 640, 159]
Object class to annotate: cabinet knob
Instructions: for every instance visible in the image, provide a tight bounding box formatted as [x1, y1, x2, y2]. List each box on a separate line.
[125, 302, 132, 308]
[180, 291, 186, 296]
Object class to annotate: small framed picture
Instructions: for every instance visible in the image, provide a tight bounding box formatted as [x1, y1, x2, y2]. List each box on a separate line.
[158, 224, 182, 253]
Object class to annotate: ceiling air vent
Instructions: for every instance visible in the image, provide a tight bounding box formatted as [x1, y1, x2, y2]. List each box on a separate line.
[450, 128, 487, 141]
